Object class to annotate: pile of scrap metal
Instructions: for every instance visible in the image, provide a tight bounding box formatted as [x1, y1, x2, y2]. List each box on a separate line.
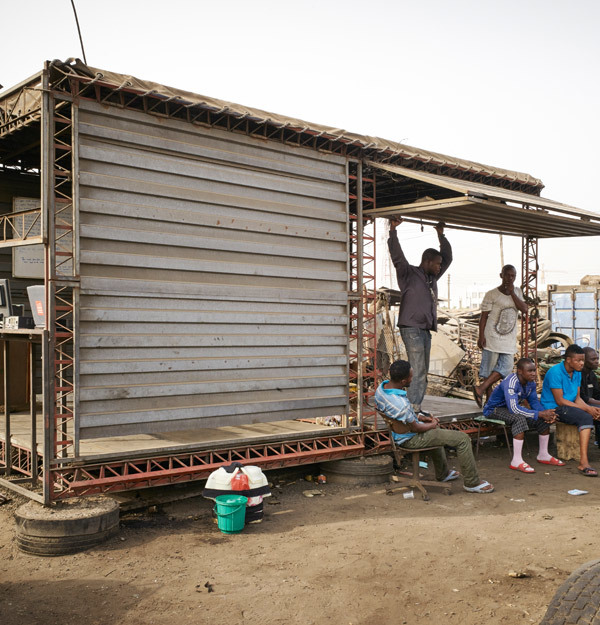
[375, 288, 573, 401]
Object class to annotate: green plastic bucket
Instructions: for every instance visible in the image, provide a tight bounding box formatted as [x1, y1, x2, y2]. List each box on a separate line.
[214, 495, 248, 534]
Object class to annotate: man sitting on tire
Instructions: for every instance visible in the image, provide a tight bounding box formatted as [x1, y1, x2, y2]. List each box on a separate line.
[375, 359, 494, 494]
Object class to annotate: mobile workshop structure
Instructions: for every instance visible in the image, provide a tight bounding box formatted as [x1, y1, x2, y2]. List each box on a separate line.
[2, 59, 600, 504]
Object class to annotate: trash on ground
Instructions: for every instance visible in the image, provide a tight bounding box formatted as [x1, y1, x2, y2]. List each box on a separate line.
[403, 491, 415, 500]
[568, 489, 588, 496]
[508, 570, 530, 578]
[419, 461, 428, 469]
[509, 498, 525, 502]
[303, 490, 324, 498]
[542, 514, 554, 520]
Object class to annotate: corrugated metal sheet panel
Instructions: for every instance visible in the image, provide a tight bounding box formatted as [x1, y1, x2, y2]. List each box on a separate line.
[77, 99, 349, 438]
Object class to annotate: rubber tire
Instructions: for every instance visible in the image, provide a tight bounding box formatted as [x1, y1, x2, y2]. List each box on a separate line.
[540, 559, 600, 625]
[15, 498, 119, 557]
[321, 455, 393, 485]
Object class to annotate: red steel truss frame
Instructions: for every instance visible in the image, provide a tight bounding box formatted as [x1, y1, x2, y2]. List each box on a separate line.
[0, 65, 512, 504]
[520, 235, 539, 358]
[348, 161, 378, 430]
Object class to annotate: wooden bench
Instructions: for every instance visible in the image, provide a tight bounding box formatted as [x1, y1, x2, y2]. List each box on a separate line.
[378, 411, 451, 501]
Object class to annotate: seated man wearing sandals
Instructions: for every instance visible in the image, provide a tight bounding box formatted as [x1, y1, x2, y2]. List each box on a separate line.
[541, 344, 600, 477]
[375, 359, 494, 494]
[482, 357, 563, 473]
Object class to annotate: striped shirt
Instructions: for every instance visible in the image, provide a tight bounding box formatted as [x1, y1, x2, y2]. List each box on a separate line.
[483, 372, 543, 419]
[374, 381, 417, 444]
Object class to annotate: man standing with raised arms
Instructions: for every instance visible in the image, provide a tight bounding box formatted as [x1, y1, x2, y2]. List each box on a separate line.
[387, 218, 452, 418]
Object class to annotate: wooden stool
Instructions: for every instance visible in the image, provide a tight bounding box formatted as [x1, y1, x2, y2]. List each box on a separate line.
[379, 412, 451, 501]
[556, 422, 579, 461]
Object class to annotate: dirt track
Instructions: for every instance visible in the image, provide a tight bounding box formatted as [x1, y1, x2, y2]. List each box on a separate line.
[1, 442, 599, 625]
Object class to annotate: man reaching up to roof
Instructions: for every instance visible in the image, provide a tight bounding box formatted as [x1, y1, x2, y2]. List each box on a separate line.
[483, 357, 564, 473]
[387, 217, 452, 419]
[473, 265, 528, 407]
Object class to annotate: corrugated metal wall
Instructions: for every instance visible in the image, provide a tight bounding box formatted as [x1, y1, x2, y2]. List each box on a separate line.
[77, 99, 349, 439]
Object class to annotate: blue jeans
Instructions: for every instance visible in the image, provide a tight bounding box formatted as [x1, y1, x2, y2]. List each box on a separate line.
[399, 327, 431, 412]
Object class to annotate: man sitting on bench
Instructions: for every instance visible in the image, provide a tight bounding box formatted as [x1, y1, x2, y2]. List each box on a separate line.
[482, 357, 562, 473]
[375, 359, 494, 493]
[541, 344, 600, 477]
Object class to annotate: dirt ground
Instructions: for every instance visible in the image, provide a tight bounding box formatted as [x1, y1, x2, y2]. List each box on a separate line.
[1, 440, 599, 625]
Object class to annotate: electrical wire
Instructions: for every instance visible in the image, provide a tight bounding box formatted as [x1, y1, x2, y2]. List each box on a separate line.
[70, 0, 87, 64]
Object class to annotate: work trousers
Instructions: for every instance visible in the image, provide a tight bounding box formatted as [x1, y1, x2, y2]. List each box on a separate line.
[399, 327, 431, 412]
[400, 428, 480, 488]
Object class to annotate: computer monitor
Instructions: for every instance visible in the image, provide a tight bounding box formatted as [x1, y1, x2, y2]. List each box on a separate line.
[0, 279, 12, 320]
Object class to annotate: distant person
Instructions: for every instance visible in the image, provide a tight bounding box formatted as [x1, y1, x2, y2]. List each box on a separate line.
[483, 358, 563, 473]
[387, 217, 452, 418]
[579, 347, 600, 446]
[473, 265, 527, 407]
[540, 344, 600, 477]
[375, 359, 494, 493]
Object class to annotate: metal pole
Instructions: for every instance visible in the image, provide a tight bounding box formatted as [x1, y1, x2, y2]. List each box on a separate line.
[30, 342, 37, 485]
[356, 162, 364, 429]
[3, 340, 10, 476]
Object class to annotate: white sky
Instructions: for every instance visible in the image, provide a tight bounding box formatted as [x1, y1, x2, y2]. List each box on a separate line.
[2, 0, 599, 306]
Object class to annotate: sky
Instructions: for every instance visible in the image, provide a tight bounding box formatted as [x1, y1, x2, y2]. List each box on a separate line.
[2, 0, 599, 306]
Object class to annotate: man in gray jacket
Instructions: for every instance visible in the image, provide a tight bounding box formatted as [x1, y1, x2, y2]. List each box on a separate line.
[388, 217, 452, 417]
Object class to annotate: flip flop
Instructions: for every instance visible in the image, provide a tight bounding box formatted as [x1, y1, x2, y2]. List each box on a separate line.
[510, 462, 535, 474]
[441, 469, 460, 482]
[578, 467, 598, 477]
[472, 386, 483, 408]
[463, 480, 494, 493]
[537, 457, 565, 466]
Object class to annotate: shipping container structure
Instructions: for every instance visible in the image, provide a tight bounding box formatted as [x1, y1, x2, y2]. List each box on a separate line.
[548, 283, 600, 351]
[2, 60, 600, 504]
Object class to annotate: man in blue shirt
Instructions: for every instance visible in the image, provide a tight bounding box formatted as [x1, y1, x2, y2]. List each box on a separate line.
[541, 344, 599, 477]
[375, 359, 494, 493]
[483, 358, 562, 473]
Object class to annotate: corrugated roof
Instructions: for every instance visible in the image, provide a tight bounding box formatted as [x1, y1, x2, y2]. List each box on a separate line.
[366, 161, 600, 239]
[47, 60, 544, 190]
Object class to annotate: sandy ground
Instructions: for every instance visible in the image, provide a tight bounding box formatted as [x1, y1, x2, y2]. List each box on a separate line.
[1, 440, 600, 625]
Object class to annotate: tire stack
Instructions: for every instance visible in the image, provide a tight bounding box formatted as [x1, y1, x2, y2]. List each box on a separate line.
[321, 455, 394, 486]
[14, 497, 119, 556]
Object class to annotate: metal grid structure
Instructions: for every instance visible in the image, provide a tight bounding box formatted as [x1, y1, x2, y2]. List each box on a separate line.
[348, 161, 378, 429]
[39, 64, 80, 506]
[0, 60, 576, 505]
[521, 236, 539, 358]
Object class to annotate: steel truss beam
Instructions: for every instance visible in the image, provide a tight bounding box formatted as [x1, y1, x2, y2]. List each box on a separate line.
[521, 235, 539, 358]
[348, 162, 378, 428]
[0, 439, 42, 478]
[49, 433, 369, 499]
[36, 66, 541, 194]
